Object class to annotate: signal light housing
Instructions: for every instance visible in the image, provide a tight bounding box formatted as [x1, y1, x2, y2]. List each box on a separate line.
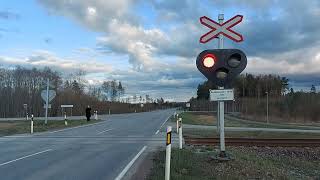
[196, 49, 247, 87]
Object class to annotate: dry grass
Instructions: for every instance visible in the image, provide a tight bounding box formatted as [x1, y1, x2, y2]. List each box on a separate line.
[147, 146, 320, 180]
[0, 119, 100, 136]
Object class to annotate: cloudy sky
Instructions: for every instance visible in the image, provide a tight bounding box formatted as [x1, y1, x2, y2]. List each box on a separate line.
[1, 0, 320, 101]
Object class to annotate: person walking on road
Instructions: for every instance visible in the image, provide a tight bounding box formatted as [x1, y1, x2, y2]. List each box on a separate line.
[86, 105, 92, 121]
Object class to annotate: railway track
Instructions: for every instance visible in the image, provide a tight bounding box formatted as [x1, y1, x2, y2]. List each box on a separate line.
[185, 137, 320, 147]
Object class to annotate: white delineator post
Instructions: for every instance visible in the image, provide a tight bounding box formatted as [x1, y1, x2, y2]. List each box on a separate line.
[26, 113, 29, 121]
[31, 114, 34, 134]
[218, 14, 226, 157]
[95, 111, 98, 120]
[64, 112, 68, 126]
[178, 118, 183, 149]
[176, 113, 179, 133]
[165, 126, 172, 180]
[176, 119, 179, 133]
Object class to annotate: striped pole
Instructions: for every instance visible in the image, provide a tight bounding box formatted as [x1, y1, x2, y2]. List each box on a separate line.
[165, 126, 172, 180]
[64, 112, 68, 126]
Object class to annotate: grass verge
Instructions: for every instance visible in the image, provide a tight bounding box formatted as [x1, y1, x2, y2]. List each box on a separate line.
[174, 112, 320, 130]
[0, 119, 101, 136]
[147, 146, 320, 180]
[171, 112, 216, 126]
[183, 128, 320, 138]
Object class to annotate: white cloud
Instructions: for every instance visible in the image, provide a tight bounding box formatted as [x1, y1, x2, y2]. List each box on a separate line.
[247, 44, 320, 75]
[0, 50, 113, 73]
[97, 19, 170, 70]
[38, 0, 138, 31]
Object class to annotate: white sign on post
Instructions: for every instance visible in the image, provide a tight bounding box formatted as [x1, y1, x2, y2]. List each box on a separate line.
[186, 103, 190, 108]
[43, 104, 52, 109]
[61, 105, 74, 108]
[41, 90, 56, 102]
[210, 89, 234, 101]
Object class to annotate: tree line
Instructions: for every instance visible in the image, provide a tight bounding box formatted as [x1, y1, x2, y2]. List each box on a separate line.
[192, 73, 319, 123]
[0, 66, 173, 118]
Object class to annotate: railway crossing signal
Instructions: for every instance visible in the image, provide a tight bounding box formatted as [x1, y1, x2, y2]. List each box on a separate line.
[197, 14, 246, 159]
[196, 49, 247, 87]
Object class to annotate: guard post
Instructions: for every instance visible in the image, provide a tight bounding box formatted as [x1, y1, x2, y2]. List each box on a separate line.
[178, 118, 183, 149]
[30, 114, 34, 134]
[64, 111, 68, 126]
[165, 126, 172, 180]
[94, 110, 98, 120]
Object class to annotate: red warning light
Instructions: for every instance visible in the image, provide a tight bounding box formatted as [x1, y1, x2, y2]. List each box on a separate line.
[203, 54, 216, 68]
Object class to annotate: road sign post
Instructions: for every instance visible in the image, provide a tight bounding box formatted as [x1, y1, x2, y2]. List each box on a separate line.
[41, 80, 56, 125]
[45, 78, 49, 125]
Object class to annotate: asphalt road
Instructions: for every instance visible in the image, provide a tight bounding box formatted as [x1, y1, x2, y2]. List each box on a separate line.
[0, 109, 175, 180]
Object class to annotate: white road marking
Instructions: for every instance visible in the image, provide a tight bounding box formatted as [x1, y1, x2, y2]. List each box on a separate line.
[0, 149, 53, 167]
[155, 130, 160, 135]
[47, 121, 107, 134]
[97, 128, 113, 135]
[114, 146, 147, 180]
[159, 115, 172, 130]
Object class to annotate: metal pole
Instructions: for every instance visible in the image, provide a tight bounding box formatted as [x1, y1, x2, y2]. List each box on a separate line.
[217, 14, 226, 157]
[218, 87, 226, 156]
[45, 78, 49, 125]
[25, 104, 28, 121]
[218, 14, 224, 49]
[266, 92, 269, 124]
[216, 14, 224, 135]
[179, 118, 183, 149]
[165, 126, 172, 180]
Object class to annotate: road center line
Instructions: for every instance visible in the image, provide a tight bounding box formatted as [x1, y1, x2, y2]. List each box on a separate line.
[0, 149, 53, 167]
[158, 114, 172, 131]
[46, 121, 107, 134]
[155, 130, 160, 135]
[97, 128, 113, 135]
[114, 146, 147, 180]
